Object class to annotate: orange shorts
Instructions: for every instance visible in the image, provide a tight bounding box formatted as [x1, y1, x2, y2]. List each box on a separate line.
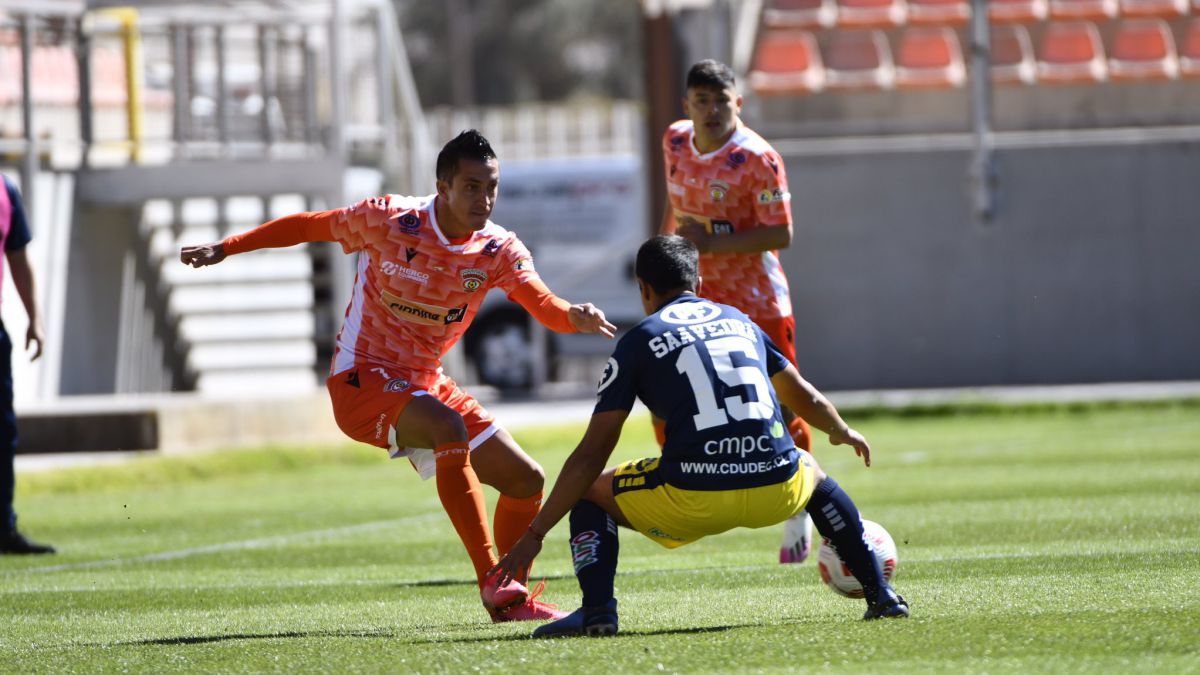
[753, 314, 798, 367]
[326, 364, 498, 479]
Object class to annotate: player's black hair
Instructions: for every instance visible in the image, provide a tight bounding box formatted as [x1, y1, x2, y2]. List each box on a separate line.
[436, 129, 497, 183]
[685, 59, 737, 92]
[636, 235, 699, 295]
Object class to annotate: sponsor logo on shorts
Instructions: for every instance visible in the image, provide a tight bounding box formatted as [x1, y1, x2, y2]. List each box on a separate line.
[381, 290, 468, 326]
[648, 527, 687, 543]
[374, 412, 388, 440]
[461, 268, 487, 292]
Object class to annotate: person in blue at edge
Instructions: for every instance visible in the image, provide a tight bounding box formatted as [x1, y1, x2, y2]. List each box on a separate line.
[489, 235, 908, 636]
[0, 174, 51, 555]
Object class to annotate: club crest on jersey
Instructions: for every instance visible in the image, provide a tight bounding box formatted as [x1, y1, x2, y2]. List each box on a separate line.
[709, 179, 730, 202]
[660, 300, 721, 325]
[397, 213, 421, 236]
[481, 239, 501, 257]
[461, 268, 487, 292]
[513, 258, 534, 273]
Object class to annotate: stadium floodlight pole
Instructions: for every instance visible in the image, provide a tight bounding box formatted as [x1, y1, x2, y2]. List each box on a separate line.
[968, 0, 995, 224]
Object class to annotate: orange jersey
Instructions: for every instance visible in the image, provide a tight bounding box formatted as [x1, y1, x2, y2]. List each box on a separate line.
[226, 194, 544, 387]
[662, 120, 793, 320]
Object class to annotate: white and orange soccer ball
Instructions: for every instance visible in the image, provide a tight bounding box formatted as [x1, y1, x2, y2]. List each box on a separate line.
[817, 519, 898, 598]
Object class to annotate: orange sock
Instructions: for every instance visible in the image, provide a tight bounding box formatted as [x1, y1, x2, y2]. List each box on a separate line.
[788, 416, 813, 453]
[652, 417, 667, 448]
[434, 442, 496, 585]
[493, 491, 542, 581]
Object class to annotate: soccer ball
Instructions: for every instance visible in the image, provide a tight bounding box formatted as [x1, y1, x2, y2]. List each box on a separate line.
[816, 519, 898, 598]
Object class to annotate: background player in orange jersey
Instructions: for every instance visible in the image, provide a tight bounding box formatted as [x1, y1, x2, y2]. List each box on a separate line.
[180, 130, 615, 623]
[658, 59, 815, 565]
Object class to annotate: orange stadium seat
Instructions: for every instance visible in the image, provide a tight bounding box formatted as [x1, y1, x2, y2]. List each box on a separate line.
[1118, 0, 1187, 17]
[1049, 0, 1118, 19]
[894, 27, 966, 87]
[989, 0, 1049, 23]
[1180, 19, 1200, 77]
[836, 0, 908, 28]
[749, 30, 826, 94]
[31, 46, 77, 105]
[991, 24, 1038, 84]
[1038, 21, 1108, 82]
[823, 29, 896, 89]
[763, 0, 838, 29]
[0, 45, 18, 105]
[906, 0, 970, 25]
[1108, 19, 1179, 80]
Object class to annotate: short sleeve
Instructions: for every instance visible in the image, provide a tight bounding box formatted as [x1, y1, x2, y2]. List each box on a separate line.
[4, 177, 31, 251]
[327, 196, 403, 255]
[751, 150, 791, 228]
[593, 333, 641, 414]
[490, 234, 542, 294]
[759, 324, 791, 377]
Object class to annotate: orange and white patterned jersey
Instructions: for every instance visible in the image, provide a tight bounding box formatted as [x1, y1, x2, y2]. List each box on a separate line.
[661, 120, 793, 320]
[327, 194, 540, 387]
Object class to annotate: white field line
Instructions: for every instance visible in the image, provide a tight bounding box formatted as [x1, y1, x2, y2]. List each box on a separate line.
[9, 512, 442, 576]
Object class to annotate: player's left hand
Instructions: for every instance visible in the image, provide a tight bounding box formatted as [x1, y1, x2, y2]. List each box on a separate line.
[569, 303, 617, 338]
[828, 426, 871, 467]
[488, 531, 543, 589]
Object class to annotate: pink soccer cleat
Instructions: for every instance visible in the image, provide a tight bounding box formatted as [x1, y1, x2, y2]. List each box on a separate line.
[489, 581, 568, 623]
[481, 570, 529, 611]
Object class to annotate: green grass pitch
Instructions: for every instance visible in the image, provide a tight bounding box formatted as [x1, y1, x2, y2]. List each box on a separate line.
[2, 401, 1199, 673]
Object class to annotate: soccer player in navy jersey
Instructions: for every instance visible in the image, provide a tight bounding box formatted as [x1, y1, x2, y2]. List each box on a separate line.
[489, 235, 908, 636]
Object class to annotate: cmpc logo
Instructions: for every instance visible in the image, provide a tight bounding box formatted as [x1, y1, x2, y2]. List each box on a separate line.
[660, 301, 721, 325]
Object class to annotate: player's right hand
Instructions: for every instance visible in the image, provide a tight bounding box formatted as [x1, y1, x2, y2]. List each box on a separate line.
[180, 242, 227, 268]
[828, 426, 871, 467]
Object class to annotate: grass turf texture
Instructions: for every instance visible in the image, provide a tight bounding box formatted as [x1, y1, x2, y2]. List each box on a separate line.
[2, 401, 1198, 673]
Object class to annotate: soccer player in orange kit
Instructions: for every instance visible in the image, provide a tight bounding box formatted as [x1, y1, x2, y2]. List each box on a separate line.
[181, 130, 615, 623]
[659, 60, 815, 564]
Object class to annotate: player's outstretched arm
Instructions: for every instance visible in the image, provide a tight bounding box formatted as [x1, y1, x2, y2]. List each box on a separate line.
[488, 410, 628, 588]
[771, 364, 871, 467]
[180, 210, 340, 269]
[509, 281, 617, 338]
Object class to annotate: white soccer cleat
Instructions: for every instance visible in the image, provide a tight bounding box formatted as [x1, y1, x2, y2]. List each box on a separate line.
[779, 511, 813, 564]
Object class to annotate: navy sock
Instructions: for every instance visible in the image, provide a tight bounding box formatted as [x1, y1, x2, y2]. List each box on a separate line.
[805, 477, 886, 602]
[569, 499, 619, 608]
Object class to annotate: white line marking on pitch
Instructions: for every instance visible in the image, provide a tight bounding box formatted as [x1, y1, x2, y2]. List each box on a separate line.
[10, 512, 442, 575]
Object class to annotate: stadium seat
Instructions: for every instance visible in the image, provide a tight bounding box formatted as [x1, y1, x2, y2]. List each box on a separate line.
[988, 0, 1049, 23]
[835, 0, 908, 28]
[763, 0, 838, 29]
[32, 46, 77, 105]
[894, 27, 966, 87]
[991, 24, 1038, 84]
[1108, 19, 1179, 80]
[906, 0, 970, 25]
[1180, 18, 1200, 77]
[823, 29, 896, 89]
[1037, 21, 1108, 82]
[1118, 0, 1187, 17]
[0, 45, 18, 105]
[748, 29, 826, 94]
[1049, 0, 1118, 19]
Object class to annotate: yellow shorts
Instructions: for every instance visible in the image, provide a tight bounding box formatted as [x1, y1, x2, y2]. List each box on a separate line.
[612, 451, 817, 549]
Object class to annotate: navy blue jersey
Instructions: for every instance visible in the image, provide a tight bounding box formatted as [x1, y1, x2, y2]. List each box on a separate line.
[595, 294, 798, 491]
